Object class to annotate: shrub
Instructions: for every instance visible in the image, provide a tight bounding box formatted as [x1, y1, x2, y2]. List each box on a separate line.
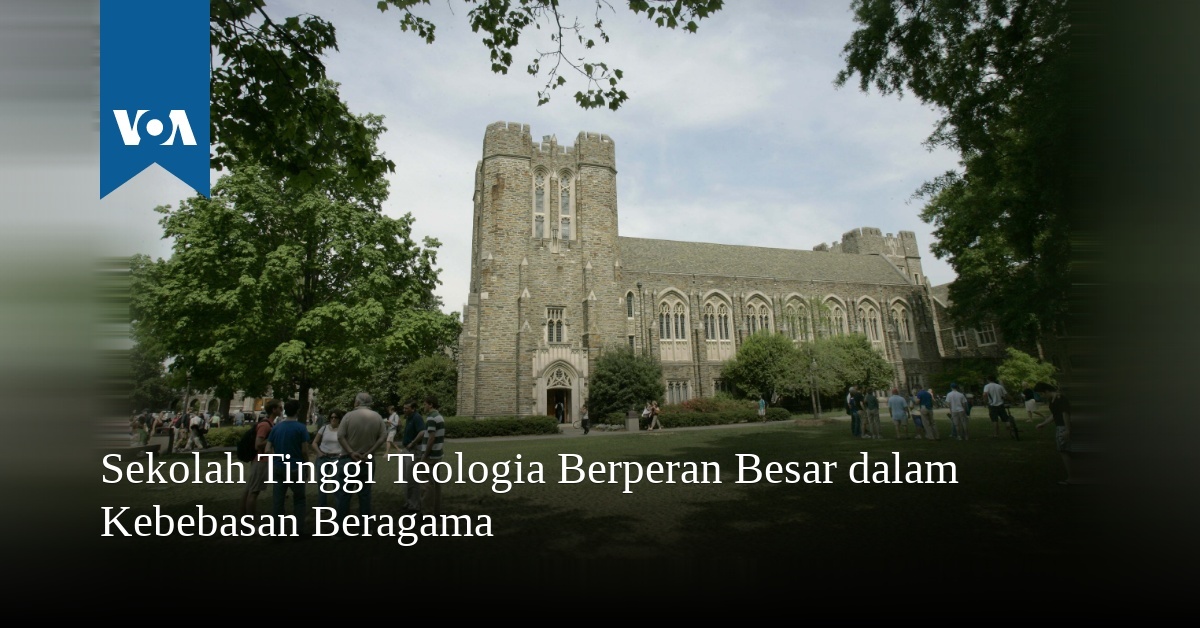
[586, 347, 663, 418]
[443, 416, 559, 439]
[679, 396, 755, 414]
[655, 405, 790, 427]
[204, 425, 318, 448]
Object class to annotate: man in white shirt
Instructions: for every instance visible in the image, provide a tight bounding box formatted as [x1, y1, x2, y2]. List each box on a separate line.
[384, 405, 402, 456]
[983, 375, 1014, 439]
[945, 383, 969, 441]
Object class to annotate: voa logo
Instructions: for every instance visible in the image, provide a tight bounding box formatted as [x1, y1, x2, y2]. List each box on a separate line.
[112, 110, 197, 146]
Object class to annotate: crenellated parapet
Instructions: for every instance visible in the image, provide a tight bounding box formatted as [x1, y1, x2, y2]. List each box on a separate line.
[483, 121, 533, 159]
[575, 131, 616, 170]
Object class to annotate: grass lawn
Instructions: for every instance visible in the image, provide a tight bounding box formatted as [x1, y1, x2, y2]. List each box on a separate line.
[80, 412, 1123, 610]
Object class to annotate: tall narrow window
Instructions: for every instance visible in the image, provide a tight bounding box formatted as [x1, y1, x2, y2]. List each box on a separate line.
[561, 217, 570, 240]
[759, 305, 770, 333]
[535, 172, 545, 214]
[719, 305, 730, 340]
[559, 172, 571, 216]
[626, 292, 635, 319]
[704, 304, 716, 339]
[892, 304, 913, 342]
[546, 307, 564, 344]
[533, 170, 546, 238]
[675, 304, 685, 339]
[659, 303, 671, 340]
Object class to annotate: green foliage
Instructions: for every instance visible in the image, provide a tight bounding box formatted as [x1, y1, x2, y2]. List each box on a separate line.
[657, 405, 790, 427]
[679, 396, 754, 414]
[825, 334, 893, 391]
[444, 416, 559, 438]
[837, 0, 1070, 346]
[130, 338, 176, 412]
[930, 357, 996, 395]
[393, 354, 459, 417]
[131, 114, 456, 416]
[586, 347, 663, 419]
[206, 424, 318, 448]
[997, 347, 1057, 390]
[210, 0, 728, 189]
[720, 332, 803, 402]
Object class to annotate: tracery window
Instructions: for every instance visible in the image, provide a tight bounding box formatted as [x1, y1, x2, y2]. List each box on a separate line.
[546, 307, 564, 344]
[626, 291, 635, 319]
[658, 295, 690, 362]
[532, 170, 547, 238]
[891, 303, 913, 342]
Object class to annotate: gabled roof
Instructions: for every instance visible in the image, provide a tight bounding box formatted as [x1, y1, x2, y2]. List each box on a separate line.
[618, 237, 911, 285]
[929, 283, 952, 307]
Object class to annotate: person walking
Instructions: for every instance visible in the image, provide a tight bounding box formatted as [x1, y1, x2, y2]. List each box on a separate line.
[400, 401, 426, 512]
[1035, 386, 1074, 484]
[555, 399, 565, 425]
[1022, 383, 1047, 422]
[863, 389, 881, 440]
[417, 395, 446, 516]
[888, 388, 910, 439]
[916, 387, 939, 440]
[580, 403, 591, 435]
[945, 383, 969, 441]
[647, 400, 663, 431]
[983, 376, 1015, 439]
[758, 395, 767, 422]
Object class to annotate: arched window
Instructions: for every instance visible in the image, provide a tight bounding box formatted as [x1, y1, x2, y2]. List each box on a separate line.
[785, 305, 797, 340]
[718, 305, 730, 340]
[745, 299, 773, 335]
[534, 171, 546, 215]
[827, 304, 846, 336]
[626, 292, 635, 319]
[891, 303, 913, 342]
[787, 302, 810, 342]
[704, 304, 716, 339]
[532, 170, 547, 238]
[858, 303, 881, 342]
[559, 170, 572, 217]
[659, 295, 690, 362]
[546, 307, 564, 344]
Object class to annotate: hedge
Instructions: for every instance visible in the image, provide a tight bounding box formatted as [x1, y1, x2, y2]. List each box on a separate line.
[444, 416, 559, 438]
[656, 406, 790, 428]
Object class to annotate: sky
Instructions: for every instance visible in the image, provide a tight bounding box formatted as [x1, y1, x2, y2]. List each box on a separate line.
[90, 0, 962, 316]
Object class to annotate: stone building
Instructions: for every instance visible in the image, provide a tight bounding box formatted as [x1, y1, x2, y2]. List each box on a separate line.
[457, 122, 951, 419]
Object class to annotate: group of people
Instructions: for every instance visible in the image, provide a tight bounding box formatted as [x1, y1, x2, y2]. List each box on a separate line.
[238, 392, 447, 535]
[845, 376, 1075, 483]
[128, 409, 214, 452]
[641, 400, 662, 431]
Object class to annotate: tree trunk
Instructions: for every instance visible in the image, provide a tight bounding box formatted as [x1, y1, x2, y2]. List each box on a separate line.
[298, 381, 312, 424]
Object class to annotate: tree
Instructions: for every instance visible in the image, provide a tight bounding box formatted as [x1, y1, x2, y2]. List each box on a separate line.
[130, 338, 178, 413]
[587, 347, 663, 419]
[826, 334, 894, 392]
[720, 332, 803, 404]
[997, 347, 1056, 389]
[210, 0, 726, 189]
[393, 354, 459, 417]
[795, 337, 846, 417]
[131, 112, 457, 419]
[837, 0, 1070, 347]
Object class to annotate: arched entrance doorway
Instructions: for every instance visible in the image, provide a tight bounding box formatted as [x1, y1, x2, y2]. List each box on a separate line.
[540, 363, 575, 424]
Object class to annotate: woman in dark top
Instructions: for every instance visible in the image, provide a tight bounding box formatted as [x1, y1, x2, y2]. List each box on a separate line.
[1035, 387, 1073, 484]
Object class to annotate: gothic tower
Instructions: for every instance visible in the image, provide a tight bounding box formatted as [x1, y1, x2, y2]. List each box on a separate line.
[457, 122, 620, 418]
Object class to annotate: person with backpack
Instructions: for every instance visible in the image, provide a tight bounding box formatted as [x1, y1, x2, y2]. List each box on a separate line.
[240, 400, 281, 518]
[184, 411, 209, 451]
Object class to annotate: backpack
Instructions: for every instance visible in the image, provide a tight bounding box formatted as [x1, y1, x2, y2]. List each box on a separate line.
[236, 420, 268, 462]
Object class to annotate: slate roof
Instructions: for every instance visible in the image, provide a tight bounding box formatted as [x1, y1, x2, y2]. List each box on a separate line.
[929, 283, 952, 307]
[618, 237, 911, 285]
